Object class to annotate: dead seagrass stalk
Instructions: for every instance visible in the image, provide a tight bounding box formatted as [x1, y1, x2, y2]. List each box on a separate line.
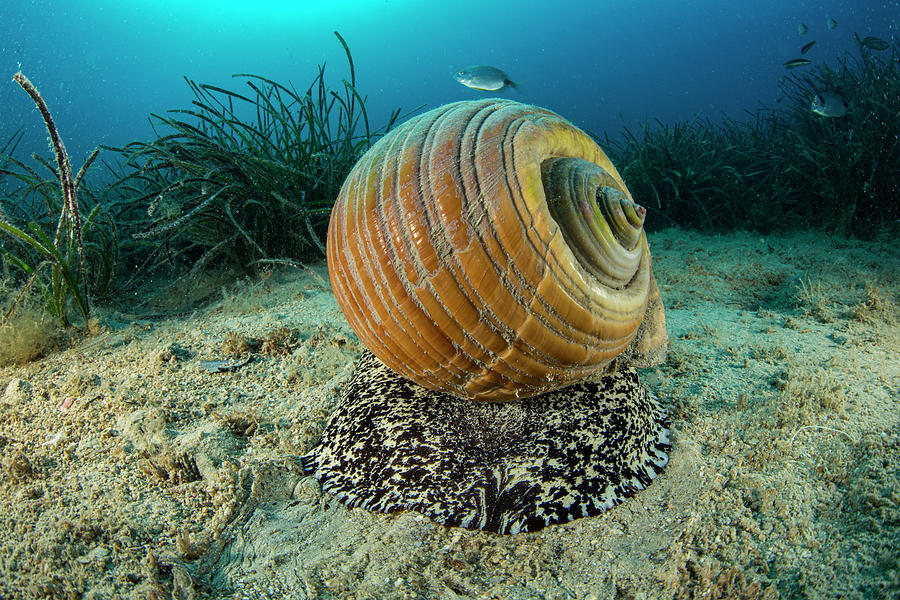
[327, 99, 664, 401]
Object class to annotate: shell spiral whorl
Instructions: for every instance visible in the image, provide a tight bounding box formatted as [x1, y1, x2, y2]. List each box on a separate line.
[327, 99, 655, 401]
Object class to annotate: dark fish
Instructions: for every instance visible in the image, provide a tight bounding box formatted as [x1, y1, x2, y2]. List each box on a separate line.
[453, 65, 518, 91]
[784, 58, 812, 69]
[811, 92, 847, 118]
[798, 23, 808, 35]
[827, 17, 838, 30]
[856, 34, 890, 51]
[801, 40, 816, 54]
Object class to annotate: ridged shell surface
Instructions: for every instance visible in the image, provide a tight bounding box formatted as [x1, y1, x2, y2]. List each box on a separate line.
[327, 99, 654, 401]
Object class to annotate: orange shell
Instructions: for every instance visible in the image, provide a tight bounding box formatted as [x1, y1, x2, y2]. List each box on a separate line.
[327, 99, 657, 401]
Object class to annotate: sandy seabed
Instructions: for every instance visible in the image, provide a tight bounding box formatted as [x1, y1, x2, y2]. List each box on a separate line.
[0, 228, 898, 600]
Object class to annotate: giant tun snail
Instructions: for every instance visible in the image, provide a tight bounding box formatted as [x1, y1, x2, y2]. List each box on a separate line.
[305, 99, 670, 534]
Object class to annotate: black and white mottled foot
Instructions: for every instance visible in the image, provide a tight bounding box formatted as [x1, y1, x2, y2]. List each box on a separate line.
[305, 351, 670, 534]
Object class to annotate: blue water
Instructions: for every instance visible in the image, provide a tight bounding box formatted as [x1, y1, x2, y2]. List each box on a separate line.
[2, 0, 897, 167]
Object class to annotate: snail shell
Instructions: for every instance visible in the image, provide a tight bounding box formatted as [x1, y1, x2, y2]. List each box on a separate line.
[327, 99, 662, 401]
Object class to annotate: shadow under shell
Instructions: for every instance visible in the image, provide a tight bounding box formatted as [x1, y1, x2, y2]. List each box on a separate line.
[305, 351, 670, 534]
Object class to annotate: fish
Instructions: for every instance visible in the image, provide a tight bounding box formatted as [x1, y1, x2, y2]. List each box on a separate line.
[198, 356, 252, 373]
[856, 34, 890, 51]
[798, 23, 808, 35]
[811, 92, 847, 118]
[827, 17, 838, 30]
[453, 65, 518, 91]
[801, 40, 816, 54]
[784, 58, 812, 69]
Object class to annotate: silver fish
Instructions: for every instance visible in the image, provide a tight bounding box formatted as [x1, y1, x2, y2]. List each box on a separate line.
[811, 92, 847, 118]
[827, 17, 838, 30]
[856, 34, 890, 51]
[798, 23, 808, 35]
[784, 58, 811, 69]
[801, 40, 816, 54]
[199, 355, 252, 373]
[453, 65, 517, 91]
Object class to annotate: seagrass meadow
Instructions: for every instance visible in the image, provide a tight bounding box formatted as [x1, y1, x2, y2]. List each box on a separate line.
[1, 16, 899, 600]
[605, 42, 900, 237]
